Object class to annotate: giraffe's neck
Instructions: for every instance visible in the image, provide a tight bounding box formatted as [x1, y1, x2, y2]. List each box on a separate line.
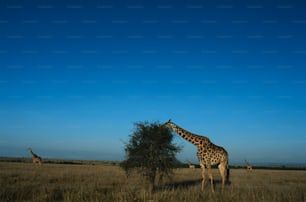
[29, 150, 38, 158]
[166, 122, 209, 146]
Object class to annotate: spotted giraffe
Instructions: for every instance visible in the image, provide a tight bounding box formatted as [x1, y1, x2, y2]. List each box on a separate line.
[164, 120, 229, 192]
[28, 148, 43, 165]
[245, 160, 253, 172]
[186, 160, 196, 170]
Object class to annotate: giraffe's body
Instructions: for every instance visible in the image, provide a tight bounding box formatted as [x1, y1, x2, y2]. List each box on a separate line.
[28, 148, 43, 165]
[245, 160, 253, 172]
[164, 120, 229, 192]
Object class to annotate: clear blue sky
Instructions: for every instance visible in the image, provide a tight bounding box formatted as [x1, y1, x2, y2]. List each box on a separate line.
[1, 0, 306, 165]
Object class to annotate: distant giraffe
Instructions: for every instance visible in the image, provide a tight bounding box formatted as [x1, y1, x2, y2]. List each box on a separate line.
[186, 160, 196, 170]
[164, 120, 229, 192]
[245, 160, 253, 172]
[28, 148, 43, 165]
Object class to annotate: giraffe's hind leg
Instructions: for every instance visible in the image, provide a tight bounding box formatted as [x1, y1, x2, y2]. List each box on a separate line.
[218, 162, 227, 191]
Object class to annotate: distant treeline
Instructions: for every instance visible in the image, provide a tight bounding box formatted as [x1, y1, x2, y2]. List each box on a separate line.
[179, 164, 306, 170]
[0, 157, 119, 166]
[1, 157, 305, 170]
[176, 163, 306, 170]
[229, 164, 306, 171]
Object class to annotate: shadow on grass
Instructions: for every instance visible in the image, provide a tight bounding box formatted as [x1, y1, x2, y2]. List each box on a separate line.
[154, 178, 231, 191]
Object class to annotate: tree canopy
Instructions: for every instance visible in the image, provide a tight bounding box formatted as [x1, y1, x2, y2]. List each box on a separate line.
[120, 121, 181, 189]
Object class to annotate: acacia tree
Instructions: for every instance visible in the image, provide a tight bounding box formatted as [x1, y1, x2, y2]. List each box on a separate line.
[120, 121, 181, 189]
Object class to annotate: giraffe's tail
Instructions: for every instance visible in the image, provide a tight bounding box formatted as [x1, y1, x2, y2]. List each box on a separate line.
[226, 166, 230, 183]
[225, 164, 231, 185]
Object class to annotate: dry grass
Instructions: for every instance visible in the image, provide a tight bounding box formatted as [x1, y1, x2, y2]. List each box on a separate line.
[0, 162, 306, 202]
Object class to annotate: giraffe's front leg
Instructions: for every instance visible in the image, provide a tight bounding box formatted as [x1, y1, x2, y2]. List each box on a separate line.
[198, 152, 207, 191]
[200, 163, 206, 191]
[207, 164, 215, 193]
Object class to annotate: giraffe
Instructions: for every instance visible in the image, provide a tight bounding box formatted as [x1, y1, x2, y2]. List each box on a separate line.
[164, 120, 229, 192]
[186, 160, 196, 170]
[28, 148, 43, 165]
[245, 159, 253, 172]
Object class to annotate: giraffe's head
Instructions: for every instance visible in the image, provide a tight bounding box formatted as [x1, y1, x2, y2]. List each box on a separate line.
[163, 119, 173, 128]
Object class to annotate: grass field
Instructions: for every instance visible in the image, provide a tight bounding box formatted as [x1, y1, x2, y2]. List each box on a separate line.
[0, 162, 305, 202]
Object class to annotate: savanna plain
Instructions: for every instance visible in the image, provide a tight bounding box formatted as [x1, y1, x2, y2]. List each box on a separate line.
[0, 161, 305, 202]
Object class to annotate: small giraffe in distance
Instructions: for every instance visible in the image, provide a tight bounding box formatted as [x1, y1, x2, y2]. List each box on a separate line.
[28, 148, 43, 165]
[186, 160, 196, 170]
[164, 120, 229, 192]
[245, 160, 253, 172]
